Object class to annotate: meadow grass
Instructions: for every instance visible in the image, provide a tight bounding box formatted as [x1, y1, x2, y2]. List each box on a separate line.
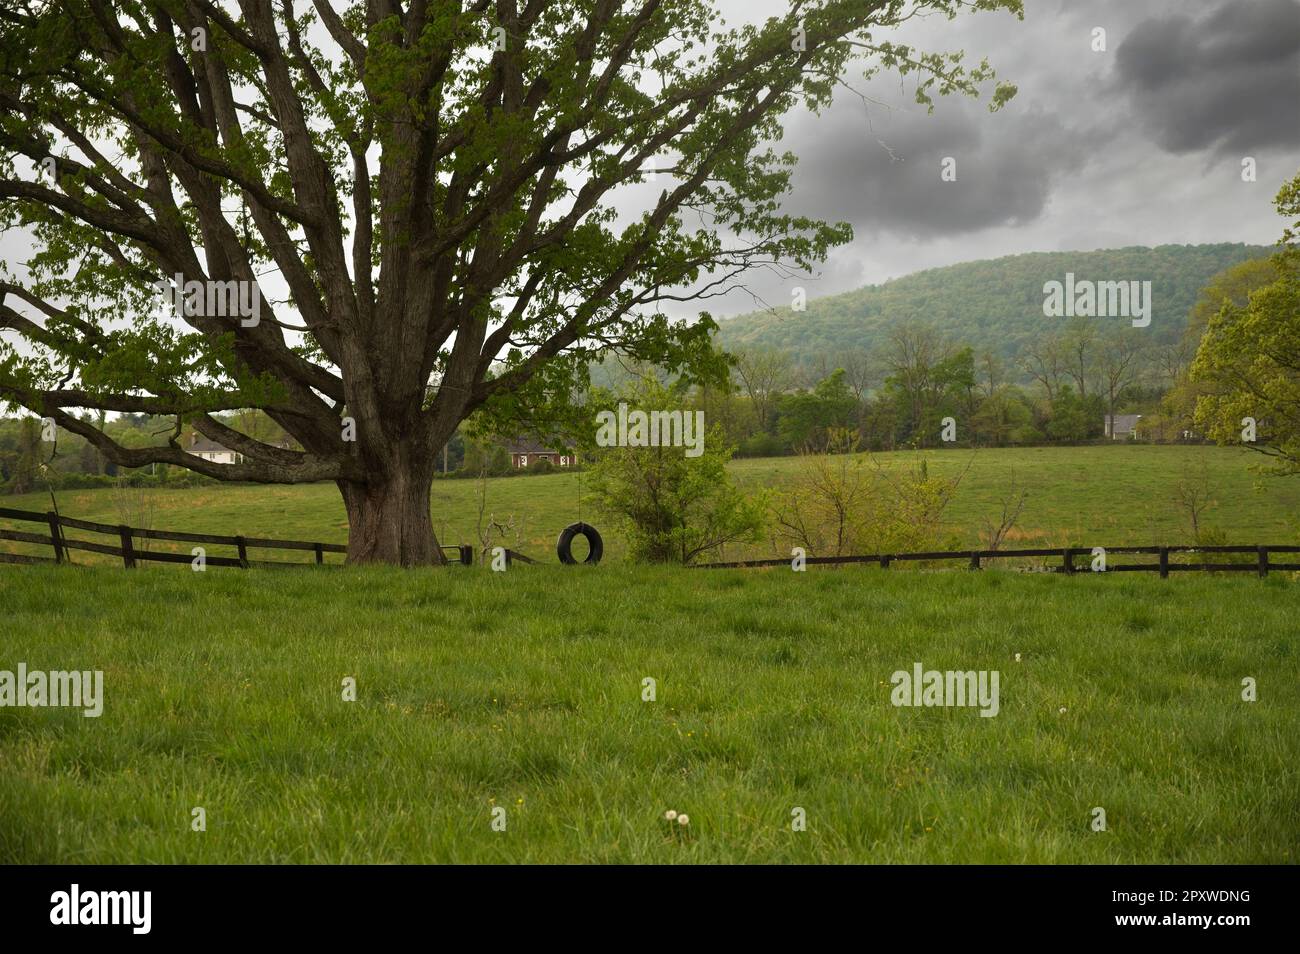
[3, 444, 1298, 567]
[1, 563, 1296, 863]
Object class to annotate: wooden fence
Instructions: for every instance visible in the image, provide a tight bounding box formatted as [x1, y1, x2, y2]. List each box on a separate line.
[0, 506, 473, 569]
[697, 544, 1300, 577]
[5, 505, 1295, 576]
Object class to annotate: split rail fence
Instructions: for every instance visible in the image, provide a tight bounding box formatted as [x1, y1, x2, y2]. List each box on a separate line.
[4, 505, 1297, 576]
[698, 544, 1300, 577]
[0, 506, 473, 569]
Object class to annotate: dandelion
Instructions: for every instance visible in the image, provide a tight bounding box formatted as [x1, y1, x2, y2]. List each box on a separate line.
[1014, 653, 1021, 662]
[677, 814, 690, 826]
[664, 810, 677, 821]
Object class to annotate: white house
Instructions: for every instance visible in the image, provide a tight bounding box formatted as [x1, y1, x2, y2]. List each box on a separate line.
[188, 435, 243, 464]
[1104, 414, 1142, 440]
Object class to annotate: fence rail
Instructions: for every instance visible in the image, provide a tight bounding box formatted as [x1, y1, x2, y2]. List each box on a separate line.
[0, 506, 474, 569]
[697, 544, 1300, 577]
[5, 504, 1295, 577]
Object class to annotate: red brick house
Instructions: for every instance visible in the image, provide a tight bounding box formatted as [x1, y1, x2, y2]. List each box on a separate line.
[505, 438, 574, 469]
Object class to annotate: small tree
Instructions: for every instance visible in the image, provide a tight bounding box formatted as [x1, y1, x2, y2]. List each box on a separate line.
[587, 382, 764, 564]
[1171, 461, 1216, 542]
[980, 470, 1028, 551]
[772, 428, 873, 556]
[772, 438, 967, 557]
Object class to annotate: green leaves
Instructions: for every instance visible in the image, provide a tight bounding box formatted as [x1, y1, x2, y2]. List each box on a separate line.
[0, 0, 1020, 511]
[1191, 171, 1300, 474]
[586, 376, 765, 564]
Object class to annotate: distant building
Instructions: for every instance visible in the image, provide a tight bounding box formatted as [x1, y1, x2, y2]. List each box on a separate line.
[1104, 414, 1142, 440]
[188, 435, 242, 464]
[505, 438, 573, 469]
[187, 433, 293, 464]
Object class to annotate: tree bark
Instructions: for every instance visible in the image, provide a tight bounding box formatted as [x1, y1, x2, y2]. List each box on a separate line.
[338, 451, 443, 566]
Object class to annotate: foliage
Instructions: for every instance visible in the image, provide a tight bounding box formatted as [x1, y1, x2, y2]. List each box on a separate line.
[775, 368, 858, 451]
[1191, 172, 1300, 474]
[772, 430, 965, 556]
[587, 380, 765, 564]
[716, 244, 1271, 367]
[0, 0, 1024, 563]
[1045, 386, 1103, 443]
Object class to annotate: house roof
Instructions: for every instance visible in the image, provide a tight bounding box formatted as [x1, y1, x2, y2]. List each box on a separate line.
[504, 437, 566, 455]
[188, 435, 295, 454]
[188, 436, 232, 454]
[1106, 414, 1143, 431]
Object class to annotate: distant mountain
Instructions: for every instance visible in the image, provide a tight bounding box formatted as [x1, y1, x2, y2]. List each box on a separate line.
[714, 244, 1272, 363]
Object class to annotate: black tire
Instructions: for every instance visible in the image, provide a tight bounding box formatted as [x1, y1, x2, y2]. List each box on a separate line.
[557, 522, 603, 565]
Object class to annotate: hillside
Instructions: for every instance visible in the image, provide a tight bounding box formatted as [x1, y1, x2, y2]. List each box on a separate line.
[714, 244, 1272, 364]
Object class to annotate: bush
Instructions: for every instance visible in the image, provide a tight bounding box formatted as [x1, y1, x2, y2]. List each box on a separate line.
[527, 457, 556, 475]
[588, 380, 766, 564]
[771, 432, 966, 558]
[737, 433, 786, 458]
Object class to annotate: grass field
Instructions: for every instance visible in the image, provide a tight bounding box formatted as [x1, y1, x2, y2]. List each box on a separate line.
[3, 444, 1298, 566]
[1, 564, 1296, 863]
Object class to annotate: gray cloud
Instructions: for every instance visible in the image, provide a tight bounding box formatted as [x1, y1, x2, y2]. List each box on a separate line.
[689, 0, 1300, 317]
[1113, 0, 1300, 156]
[781, 96, 1085, 239]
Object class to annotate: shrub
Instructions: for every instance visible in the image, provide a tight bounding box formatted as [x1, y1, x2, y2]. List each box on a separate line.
[588, 380, 765, 564]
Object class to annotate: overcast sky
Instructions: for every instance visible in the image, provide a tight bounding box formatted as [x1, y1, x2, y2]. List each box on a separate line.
[677, 0, 1300, 318]
[2, 0, 1297, 328]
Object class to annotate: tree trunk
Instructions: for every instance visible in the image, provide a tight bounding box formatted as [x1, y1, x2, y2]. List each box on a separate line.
[338, 452, 443, 566]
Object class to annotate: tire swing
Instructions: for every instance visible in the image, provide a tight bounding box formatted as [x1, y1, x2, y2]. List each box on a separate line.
[557, 522, 603, 565]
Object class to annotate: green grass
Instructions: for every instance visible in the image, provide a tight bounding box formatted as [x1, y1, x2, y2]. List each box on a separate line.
[3, 445, 1298, 566]
[1, 564, 1297, 863]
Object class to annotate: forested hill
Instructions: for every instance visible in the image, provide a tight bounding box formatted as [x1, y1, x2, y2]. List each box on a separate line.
[713, 244, 1271, 362]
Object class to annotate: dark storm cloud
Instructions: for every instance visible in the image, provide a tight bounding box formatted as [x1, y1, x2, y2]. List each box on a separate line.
[1113, 0, 1300, 155]
[780, 97, 1086, 239]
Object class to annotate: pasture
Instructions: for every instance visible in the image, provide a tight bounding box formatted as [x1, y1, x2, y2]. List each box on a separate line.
[1, 564, 1297, 863]
[2, 444, 1298, 566]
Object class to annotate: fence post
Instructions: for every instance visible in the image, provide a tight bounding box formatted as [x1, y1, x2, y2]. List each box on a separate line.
[969, 551, 981, 570]
[459, 545, 473, 566]
[1258, 546, 1269, 578]
[1062, 548, 1074, 574]
[880, 555, 891, 570]
[46, 511, 63, 564]
[118, 525, 136, 569]
[1158, 547, 1169, 579]
[235, 536, 249, 569]
[314, 542, 324, 565]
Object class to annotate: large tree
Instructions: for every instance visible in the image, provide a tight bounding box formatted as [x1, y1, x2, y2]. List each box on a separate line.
[0, 0, 1017, 564]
